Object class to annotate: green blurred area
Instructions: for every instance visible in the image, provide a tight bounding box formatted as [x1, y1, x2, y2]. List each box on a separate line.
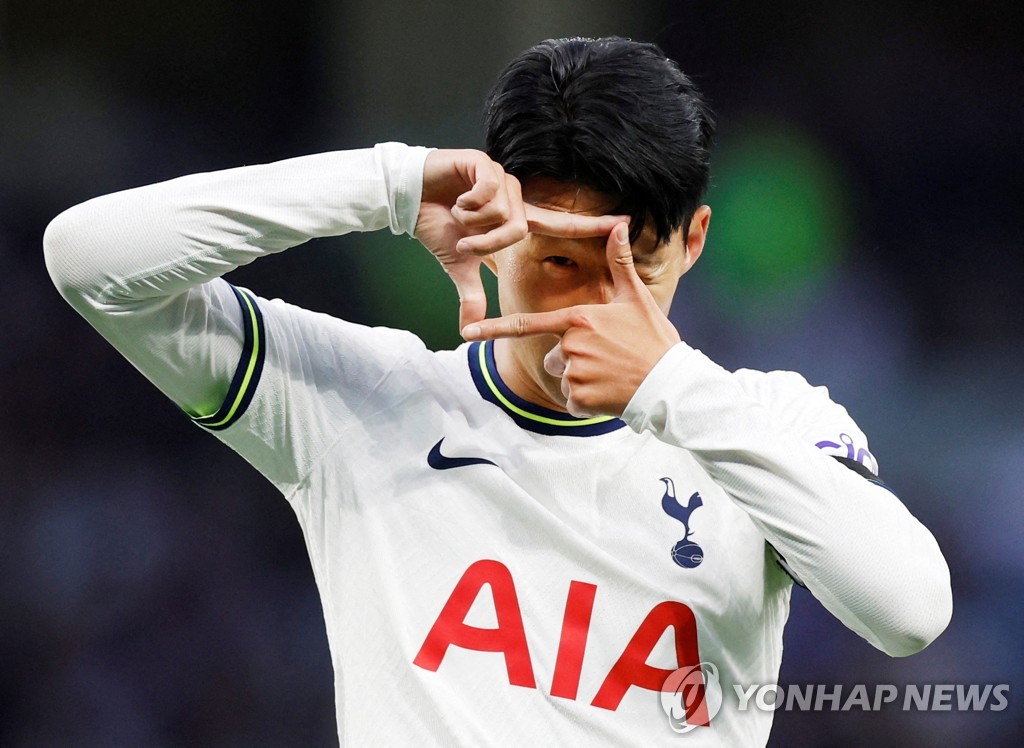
[354, 233, 499, 351]
[703, 124, 852, 314]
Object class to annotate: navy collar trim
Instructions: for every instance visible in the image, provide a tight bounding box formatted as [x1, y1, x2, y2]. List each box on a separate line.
[467, 340, 627, 437]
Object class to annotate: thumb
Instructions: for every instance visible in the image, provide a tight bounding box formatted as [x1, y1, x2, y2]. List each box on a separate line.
[607, 222, 645, 299]
[448, 261, 488, 331]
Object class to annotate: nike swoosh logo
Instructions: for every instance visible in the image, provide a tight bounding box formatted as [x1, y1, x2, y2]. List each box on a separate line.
[427, 438, 498, 470]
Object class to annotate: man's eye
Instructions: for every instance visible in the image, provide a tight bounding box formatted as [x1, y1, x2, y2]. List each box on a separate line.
[544, 256, 577, 268]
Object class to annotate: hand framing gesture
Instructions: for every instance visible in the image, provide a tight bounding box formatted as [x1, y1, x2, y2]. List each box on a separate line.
[462, 223, 682, 418]
[415, 149, 626, 332]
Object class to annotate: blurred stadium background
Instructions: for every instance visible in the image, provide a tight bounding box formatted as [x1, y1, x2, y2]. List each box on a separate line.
[1, 0, 1021, 745]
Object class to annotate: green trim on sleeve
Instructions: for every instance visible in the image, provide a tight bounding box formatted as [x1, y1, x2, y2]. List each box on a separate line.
[192, 285, 266, 432]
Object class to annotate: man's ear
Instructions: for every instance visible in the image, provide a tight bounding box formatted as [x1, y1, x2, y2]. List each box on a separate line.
[680, 205, 711, 275]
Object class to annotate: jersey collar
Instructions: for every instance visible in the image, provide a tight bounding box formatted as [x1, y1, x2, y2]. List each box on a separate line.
[467, 340, 627, 437]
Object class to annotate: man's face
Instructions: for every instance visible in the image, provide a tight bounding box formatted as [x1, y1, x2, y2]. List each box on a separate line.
[484, 179, 706, 409]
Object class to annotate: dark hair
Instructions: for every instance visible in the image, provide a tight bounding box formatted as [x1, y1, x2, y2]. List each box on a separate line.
[484, 37, 715, 246]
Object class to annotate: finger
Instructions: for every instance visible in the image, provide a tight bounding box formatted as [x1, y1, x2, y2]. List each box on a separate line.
[453, 164, 501, 212]
[447, 262, 488, 331]
[560, 360, 572, 400]
[452, 167, 510, 226]
[543, 342, 567, 376]
[566, 398, 597, 419]
[451, 195, 511, 230]
[462, 306, 588, 341]
[452, 173, 527, 254]
[607, 222, 647, 299]
[562, 374, 598, 418]
[451, 202, 508, 229]
[505, 173, 529, 241]
[527, 205, 630, 239]
[454, 216, 529, 255]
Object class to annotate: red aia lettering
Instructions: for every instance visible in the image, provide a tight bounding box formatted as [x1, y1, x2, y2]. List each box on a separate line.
[590, 601, 704, 717]
[550, 580, 598, 700]
[412, 559, 536, 688]
[413, 561, 702, 714]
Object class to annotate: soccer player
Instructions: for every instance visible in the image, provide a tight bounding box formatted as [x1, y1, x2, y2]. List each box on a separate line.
[44, 37, 951, 746]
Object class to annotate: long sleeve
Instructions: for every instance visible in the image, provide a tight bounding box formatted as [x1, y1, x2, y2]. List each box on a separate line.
[622, 342, 953, 657]
[44, 143, 429, 414]
[43, 143, 434, 493]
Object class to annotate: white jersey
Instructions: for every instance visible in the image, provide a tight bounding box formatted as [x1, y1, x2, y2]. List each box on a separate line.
[43, 143, 952, 747]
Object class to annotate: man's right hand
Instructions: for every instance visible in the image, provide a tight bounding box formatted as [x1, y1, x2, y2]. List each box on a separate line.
[414, 149, 626, 332]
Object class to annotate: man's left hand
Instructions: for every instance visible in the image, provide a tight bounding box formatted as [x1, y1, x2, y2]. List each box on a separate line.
[461, 223, 681, 418]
